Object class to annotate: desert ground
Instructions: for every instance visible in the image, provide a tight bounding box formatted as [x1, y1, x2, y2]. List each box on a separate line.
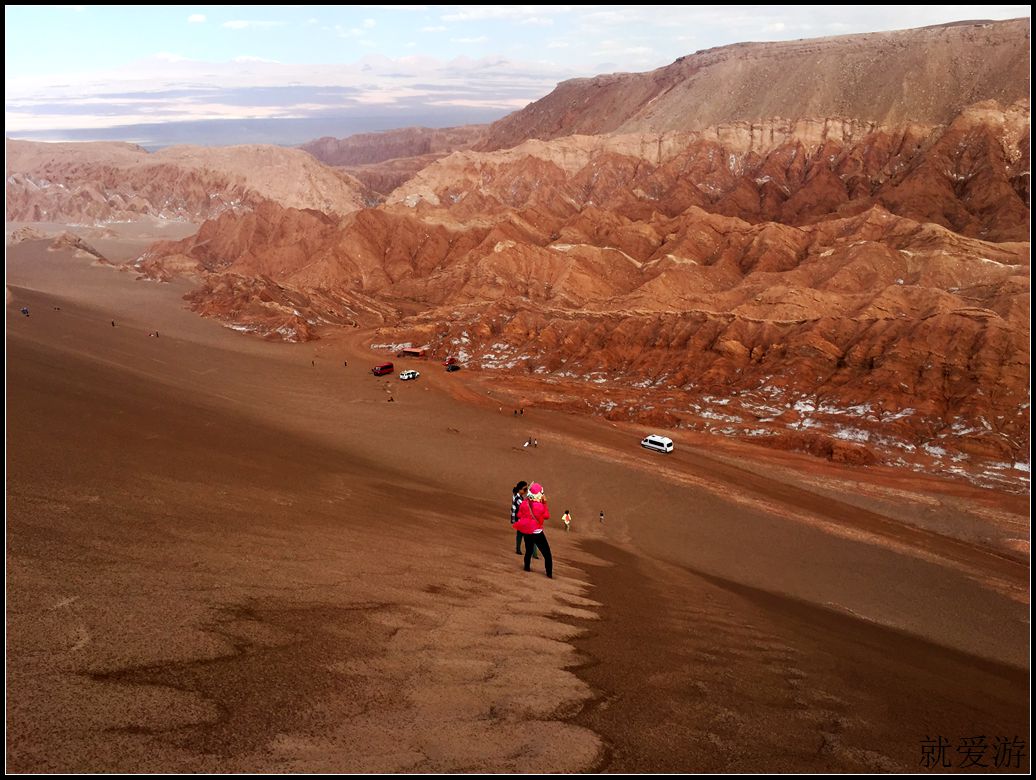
[6, 230, 1029, 772]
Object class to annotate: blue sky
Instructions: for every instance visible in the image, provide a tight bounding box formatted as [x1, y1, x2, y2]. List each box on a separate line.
[5, 5, 1030, 147]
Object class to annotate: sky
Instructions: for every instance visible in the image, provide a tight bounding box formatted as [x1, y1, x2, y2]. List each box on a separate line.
[5, 5, 1030, 148]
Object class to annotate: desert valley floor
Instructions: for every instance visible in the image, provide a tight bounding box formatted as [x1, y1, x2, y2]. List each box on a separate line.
[5, 232, 1029, 772]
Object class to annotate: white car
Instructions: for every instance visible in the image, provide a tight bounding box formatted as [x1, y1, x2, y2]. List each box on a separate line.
[399, 369, 420, 381]
[640, 434, 674, 454]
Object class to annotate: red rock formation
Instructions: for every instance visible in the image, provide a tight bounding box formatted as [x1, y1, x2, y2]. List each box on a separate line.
[144, 166, 1029, 479]
[392, 101, 1030, 242]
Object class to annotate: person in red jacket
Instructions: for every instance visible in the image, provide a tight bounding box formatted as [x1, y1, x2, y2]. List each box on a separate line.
[513, 481, 553, 578]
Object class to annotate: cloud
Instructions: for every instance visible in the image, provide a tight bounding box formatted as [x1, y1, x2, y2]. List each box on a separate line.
[427, 97, 532, 109]
[5, 101, 316, 132]
[442, 6, 575, 22]
[222, 20, 285, 30]
[4, 53, 578, 142]
[187, 13, 206, 24]
[421, 25, 447, 32]
[336, 25, 373, 39]
[362, 18, 377, 29]
[451, 36, 489, 44]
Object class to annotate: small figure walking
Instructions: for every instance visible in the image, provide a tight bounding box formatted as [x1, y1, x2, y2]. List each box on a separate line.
[599, 510, 605, 524]
[111, 320, 116, 327]
[562, 510, 572, 532]
[343, 360, 348, 367]
[312, 360, 315, 366]
[20, 307, 29, 317]
[533, 438, 538, 448]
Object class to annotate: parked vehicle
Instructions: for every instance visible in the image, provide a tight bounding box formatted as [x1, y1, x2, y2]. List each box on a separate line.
[371, 362, 394, 376]
[640, 434, 674, 454]
[399, 369, 420, 380]
[446, 364, 462, 372]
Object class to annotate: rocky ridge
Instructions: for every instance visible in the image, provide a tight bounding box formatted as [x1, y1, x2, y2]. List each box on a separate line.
[481, 18, 1030, 150]
[5, 140, 369, 224]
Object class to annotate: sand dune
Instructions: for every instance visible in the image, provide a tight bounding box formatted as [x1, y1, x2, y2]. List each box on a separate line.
[5, 237, 1029, 772]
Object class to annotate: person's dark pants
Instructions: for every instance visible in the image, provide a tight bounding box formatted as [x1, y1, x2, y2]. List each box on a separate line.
[516, 529, 539, 558]
[522, 532, 552, 577]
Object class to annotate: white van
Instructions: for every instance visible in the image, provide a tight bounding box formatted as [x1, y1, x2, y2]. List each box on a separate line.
[640, 434, 674, 454]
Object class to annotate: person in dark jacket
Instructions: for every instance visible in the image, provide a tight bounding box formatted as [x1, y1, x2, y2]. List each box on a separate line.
[511, 481, 536, 558]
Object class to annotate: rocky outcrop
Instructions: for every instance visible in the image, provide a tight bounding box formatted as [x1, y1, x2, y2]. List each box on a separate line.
[297, 125, 491, 201]
[48, 231, 107, 261]
[182, 273, 397, 341]
[481, 18, 1031, 150]
[5, 140, 368, 224]
[301, 125, 487, 167]
[391, 101, 1030, 242]
[7, 226, 47, 244]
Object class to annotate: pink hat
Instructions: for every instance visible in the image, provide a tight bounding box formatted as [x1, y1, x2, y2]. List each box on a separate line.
[529, 482, 544, 495]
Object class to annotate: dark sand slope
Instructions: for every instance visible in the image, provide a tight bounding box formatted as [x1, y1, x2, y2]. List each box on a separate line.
[7, 318, 601, 773]
[6, 243, 1029, 772]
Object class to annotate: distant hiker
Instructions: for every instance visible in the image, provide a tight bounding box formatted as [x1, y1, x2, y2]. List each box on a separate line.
[513, 410, 518, 416]
[111, 320, 116, 327]
[343, 360, 348, 367]
[514, 482, 552, 578]
[20, 307, 29, 317]
[533, 438, 538, 448]
[599, 510, 605, 524]
[562, 510, 572, 532]
[520, 408, 525, 416]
